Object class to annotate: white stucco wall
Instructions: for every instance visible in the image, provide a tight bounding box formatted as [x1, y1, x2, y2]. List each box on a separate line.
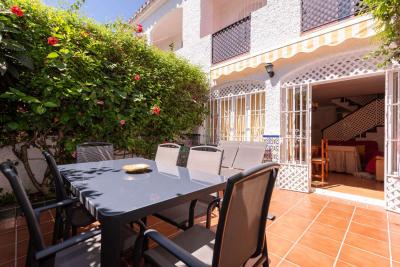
[251, 0, 301, 55]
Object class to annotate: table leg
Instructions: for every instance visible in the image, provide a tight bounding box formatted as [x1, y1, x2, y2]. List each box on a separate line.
[101, 219, 122, 267]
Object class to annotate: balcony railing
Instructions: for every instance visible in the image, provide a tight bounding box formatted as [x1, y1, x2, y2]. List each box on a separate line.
[301, 0, 362, 32]
[212, 16, 251, 64]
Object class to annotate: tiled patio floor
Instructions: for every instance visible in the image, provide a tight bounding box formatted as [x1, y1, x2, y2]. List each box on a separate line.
[0, 189, 399, 267]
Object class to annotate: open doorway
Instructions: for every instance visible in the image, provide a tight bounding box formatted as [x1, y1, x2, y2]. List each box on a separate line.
[311, 75, 385, 200]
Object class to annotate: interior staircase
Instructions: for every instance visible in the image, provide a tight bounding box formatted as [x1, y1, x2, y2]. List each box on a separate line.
[322, 95, 384, 141]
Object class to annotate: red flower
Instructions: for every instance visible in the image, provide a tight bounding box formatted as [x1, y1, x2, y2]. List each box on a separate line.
[119, 120, 126, 126]
[96, 100, 104, 105]
[47, 36, 59, 46]
[10, 5, 23, 17]
[151, 105, 161, 115]
[135, 74, 140, 81]
[136, 24, 143, 33]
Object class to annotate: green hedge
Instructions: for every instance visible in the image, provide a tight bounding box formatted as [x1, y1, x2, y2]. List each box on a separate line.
[0, 0, 209, 161]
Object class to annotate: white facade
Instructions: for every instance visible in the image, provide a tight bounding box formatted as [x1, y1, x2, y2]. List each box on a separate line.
[134, 1, 400, 213]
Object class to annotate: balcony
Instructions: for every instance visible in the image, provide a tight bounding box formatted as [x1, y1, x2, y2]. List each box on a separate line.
[301, 0, 362, 32]
[211, 16, 251, 64]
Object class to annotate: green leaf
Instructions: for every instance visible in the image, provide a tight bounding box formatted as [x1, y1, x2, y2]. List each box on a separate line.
[47, 52, 59, 59]
[7, 122, 19, 130]
[43, 101, 58, 108]
[33, 105, 46, 115]
[1, 39, 25, 51]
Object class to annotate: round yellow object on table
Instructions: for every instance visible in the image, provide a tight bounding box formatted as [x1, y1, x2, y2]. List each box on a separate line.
[122, 164, 150, 173]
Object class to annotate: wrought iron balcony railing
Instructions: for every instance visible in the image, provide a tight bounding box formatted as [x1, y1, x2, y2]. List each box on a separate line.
[212, 16, 251, 64]
[301, 0, 363, 32]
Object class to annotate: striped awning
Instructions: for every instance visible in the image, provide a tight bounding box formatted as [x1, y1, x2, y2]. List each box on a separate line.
[210, 17, 377, 80]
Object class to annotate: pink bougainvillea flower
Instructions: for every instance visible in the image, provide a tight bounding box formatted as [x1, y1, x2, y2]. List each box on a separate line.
[47, 36, 59, 46]
[96, 100, 104, 105]
[135, 74, 140, 81]
[136, 24, 143, 33]
[10, 5, 24, 17]
[71, 151, 77, 159]
[119, 120, 126, 126]
[151, 105, 161, 115]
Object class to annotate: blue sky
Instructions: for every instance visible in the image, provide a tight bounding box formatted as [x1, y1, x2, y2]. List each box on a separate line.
[43, 0, 147, 23]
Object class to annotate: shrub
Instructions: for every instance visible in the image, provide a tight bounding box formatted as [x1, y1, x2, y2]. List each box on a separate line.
[0, 0, 209, 193]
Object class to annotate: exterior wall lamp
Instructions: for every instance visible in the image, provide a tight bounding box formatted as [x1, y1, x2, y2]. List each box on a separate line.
[265, 63, 275, 78]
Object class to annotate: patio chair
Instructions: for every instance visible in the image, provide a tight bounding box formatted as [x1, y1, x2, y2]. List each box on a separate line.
[76, 142, 113, 163]
[218, 140, 240, 168]
[154, 146, 223, 230]
[155, 143, 181, 166]
[0, 161, 145, 267]
[144, 162, 279, 267]
[42, 151, 95, 243]
[220, 141, 266, 177]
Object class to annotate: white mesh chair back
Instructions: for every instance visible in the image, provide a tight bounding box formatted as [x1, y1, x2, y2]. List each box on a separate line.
[232, 142, 266, 170]
[155, 143, 181, 166]
[186, 146, 223, 175]
[218, 140, 240, 168]
[76, 142, 114, 163]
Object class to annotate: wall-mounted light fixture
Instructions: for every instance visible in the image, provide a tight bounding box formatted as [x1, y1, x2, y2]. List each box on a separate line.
[265, 63, 274, 78]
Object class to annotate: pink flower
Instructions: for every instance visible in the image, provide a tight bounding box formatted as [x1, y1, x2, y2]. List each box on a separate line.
[96, 100, 104, 105]
[119, 120, 126, 126]
[10, 5, 23, 17]
[135, 74, 140, 81]
[47, 36, 59, 46]
[151, 105, 161, 115]
[71, 151, 77, 158]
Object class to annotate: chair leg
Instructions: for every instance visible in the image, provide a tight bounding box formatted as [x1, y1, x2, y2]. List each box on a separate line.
[72, 226, 78, 236]
[188, 200, 197, 228]
[52, 212, 63, 244]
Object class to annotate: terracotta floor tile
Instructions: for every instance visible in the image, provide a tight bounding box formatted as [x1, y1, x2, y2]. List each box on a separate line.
[392, 244, 400, 262]
[348, 222, 388, 242]
[338, 244, 390, 267]
[320, 207, 353, 220]
[266, 233, 294, 257]
[326, 202, 355, 214]
[279, 214, 313, 229]
[352, 213, 388, 229]
[0, 243, 15, 265]
[344, 232, 390, 258]
[392, 261, 400, 267]
[391, 231, 400, 246]
[287, 207, 321, 220]
[0, 217, 16, 234]
[355, 207, 387, 219]
[308, 222, 346, 242]
[390, 220, 400, 233]
[0, 258, 14, 267]
[299, 231, 341, 257]
[335, 260, 356, 267]
[0, 231, 15, 248]
[278, 260, 299, 266]
[266, 253, 282, 267]
[267, 222, 305, 242]
[389, 211, 400, 224]
[315, 213, 350, 230]
[286, 244, 335, 267]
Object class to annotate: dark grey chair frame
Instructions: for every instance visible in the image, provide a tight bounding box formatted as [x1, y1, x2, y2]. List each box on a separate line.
[42, 151, 95, 243]
[144, 162, 279, 267]
[0, 161, 145, 267]
[154, 145, 224, 230]
[76, 142, 114, 163]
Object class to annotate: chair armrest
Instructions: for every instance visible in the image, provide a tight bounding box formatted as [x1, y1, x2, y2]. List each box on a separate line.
[35, 229, 101, 261]
[34, 198, 79, 220]
[145, 229, 208, 267]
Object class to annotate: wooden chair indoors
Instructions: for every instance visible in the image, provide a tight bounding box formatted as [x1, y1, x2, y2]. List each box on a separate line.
[312, 139, 329, 183]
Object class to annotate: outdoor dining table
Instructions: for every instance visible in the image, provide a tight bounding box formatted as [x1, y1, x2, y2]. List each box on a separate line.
[59, 157, 226, 267]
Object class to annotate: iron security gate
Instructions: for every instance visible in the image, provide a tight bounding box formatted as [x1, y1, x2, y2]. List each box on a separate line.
[278, 84, 312, 192]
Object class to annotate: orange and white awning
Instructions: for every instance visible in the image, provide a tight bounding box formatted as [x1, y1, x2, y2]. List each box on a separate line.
[210, 17, 377, 80]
